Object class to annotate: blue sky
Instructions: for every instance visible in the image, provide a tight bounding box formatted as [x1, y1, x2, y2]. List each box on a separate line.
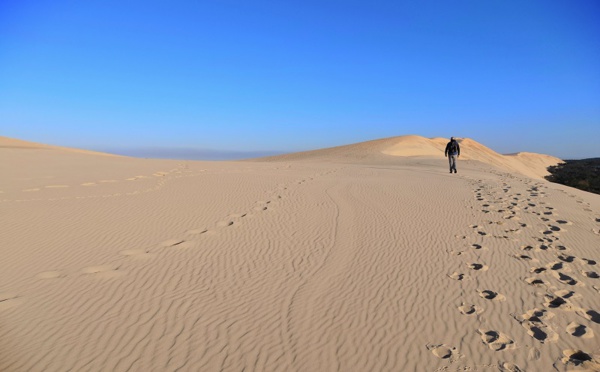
[1, 0, 599, 159]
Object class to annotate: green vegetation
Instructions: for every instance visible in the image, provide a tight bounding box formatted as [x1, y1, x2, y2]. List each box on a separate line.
[546, 158, 600, 195]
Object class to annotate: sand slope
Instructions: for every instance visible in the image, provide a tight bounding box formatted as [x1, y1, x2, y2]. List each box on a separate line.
[258, 135, 563, 179]
[1, 136, 599, 372]
[0, 136, 119, 156]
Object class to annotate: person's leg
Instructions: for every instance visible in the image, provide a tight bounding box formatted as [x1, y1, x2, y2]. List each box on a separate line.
[448, 155, 455, 173]
[452, 155, 457, 173]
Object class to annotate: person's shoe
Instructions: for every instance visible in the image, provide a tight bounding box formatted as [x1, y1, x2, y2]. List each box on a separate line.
[455, 170, 457, 173]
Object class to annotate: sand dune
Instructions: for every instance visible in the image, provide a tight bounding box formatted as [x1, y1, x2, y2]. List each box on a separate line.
[257, 135, 562, 180]
[1, 136, 599, 371]
[0, 136, 119, 156]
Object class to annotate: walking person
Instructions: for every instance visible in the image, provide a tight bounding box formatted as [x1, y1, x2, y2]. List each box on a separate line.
[445, 137, 460, 173]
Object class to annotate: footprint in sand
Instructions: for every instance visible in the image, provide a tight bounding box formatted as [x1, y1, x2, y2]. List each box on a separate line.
[23, 188, 41, 192]
[477, 329, 515, 351]
[458, 303, 483, 315]
[530, 267, 547, 274]
[0, 292, 23, 310]
[513, 254, 536, 262]
[561, 349, 600, 369]
[426, 344, 462, 361]
[545, 296, 568, 309]
[478, 290, 506, 301]
[216, 220, 234, 227]
[555, 219, 572, 225]
[527, 347, 541, 361]
[514, 309, 558, 343]
[553, 272, 579, 286]
[580, 310, 600, 324]
[524, 277, 547, 287]
[555, 245, 569, 252]
[504, 228, 522, 234]
[500, 362, 524, 372]
[581, 270, 599, 279]
[555, 289, 580, 299]
[536, 235, 555, 244]
[557, 254, 575, 263]
[566, 322, 594, 339]
[81, 182, 96, 186]
[544, 294, 579, 311]
[36, 271, 66, 279]
[468, 263, 489, 271]
[580, 258, 596, 266]
[546, 261, 564, 271]
[541, 228, 560, 236]
[81, 265, 124, 278]
[448, 272, 468, 281]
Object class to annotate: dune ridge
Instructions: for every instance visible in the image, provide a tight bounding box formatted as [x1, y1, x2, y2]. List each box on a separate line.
[257, 135, 562, 179]
[0, 136, 119, 157]
[1, 136, 598, 371]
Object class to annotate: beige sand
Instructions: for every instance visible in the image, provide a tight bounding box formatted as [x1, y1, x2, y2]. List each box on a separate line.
[1, 135, 599, 371]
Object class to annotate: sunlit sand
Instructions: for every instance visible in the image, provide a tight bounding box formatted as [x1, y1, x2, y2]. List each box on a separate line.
[1, 135, 599, 371]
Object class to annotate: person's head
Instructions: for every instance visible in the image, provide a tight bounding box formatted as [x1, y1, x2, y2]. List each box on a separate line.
[450, 137, 454, 141]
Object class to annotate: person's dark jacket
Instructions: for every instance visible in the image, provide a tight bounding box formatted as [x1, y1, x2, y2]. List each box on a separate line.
[445, 140, 460, 157]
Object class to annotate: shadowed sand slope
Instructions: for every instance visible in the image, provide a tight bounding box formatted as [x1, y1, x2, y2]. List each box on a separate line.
[256, 135, 562, 179]
[1, 137, 599, 372]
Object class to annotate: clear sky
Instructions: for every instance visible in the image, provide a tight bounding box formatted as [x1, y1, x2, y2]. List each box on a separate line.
[1, 0, 599, 159]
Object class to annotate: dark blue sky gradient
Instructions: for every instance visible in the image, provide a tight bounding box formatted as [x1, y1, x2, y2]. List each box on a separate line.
[1, 1, 599, 159]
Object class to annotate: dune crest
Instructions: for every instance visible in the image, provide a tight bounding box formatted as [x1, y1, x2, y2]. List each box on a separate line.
[257, 135, 562, 179]
[0, 136, 118, 157]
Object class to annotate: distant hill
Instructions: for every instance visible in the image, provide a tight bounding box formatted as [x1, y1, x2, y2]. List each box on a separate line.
[253, 135, 562, 179]
[0, 136, 118, 157]
[546, 158, 600, 195]
[1, 135, 566, 181]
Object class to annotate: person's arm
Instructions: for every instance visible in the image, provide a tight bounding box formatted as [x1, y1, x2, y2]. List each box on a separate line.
[457, 143, 460, 157]
[444, 143, 449, 157]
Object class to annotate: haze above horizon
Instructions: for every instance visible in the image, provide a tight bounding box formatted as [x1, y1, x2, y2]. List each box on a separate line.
[1, 1, 599, 160]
